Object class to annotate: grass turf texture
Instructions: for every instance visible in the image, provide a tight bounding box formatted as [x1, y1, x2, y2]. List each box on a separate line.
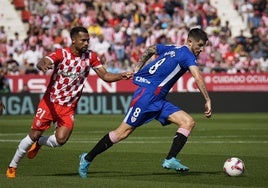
[0, 113, 267, 188]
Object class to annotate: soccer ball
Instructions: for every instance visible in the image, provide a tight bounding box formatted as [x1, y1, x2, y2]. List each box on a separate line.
[223, 157, 245, 176]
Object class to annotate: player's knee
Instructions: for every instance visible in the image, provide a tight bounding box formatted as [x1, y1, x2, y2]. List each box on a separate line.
[55, 136, 68, 146]
[185, 118, 195, 130]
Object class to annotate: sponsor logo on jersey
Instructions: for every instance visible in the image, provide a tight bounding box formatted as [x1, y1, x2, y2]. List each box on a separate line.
[135, 76, 151, 84]
[81, 60, 86, 67]
[58, 71, 86, 78]
[164, 50, 175, 57]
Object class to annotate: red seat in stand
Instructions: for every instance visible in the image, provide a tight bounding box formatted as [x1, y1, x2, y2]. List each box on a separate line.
[21, 10, 31, 22]
[13, 0, 25, 10]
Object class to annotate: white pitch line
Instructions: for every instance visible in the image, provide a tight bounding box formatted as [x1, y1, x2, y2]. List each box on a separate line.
[0, 139, 267, 144]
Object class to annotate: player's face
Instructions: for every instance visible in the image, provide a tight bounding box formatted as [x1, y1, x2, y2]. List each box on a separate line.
[72, 32, 90, 54]
[190, 39, 206, 57]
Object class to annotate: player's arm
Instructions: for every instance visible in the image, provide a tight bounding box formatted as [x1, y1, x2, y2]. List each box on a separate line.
[134, 45, 157, 73]
[36, 57, 53, 72]
[189, 65, 212, 118]
[94, 66, 132, 82]
[0, 100, 5, 115]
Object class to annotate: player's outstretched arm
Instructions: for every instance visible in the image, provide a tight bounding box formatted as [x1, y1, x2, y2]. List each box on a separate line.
[94, 66, 133, 82]
[134, 45, 157, 73]
[189, 65, 212, 118]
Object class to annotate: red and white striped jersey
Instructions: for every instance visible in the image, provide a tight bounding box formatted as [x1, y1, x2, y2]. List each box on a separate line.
[44, 47, 102, 107]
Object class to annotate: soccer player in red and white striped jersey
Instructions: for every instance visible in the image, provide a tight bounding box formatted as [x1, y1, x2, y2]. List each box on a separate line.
[6, 26, 133, 178]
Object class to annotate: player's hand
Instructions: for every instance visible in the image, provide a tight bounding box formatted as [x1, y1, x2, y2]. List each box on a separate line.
[0, 100, 5, 115]
[121, 71, 133, 80]
[204, 100, 212, 118]
[39, 62, 53, 72]
[37, 58, 53, 72]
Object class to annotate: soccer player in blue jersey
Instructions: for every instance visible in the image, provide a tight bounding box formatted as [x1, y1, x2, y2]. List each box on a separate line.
[78, 28, 212, 178]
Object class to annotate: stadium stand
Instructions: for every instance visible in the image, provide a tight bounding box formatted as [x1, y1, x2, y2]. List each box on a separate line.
[0, 0, 27, 40]
[210, 0, 250, 37]
[0, 0, 267, 76]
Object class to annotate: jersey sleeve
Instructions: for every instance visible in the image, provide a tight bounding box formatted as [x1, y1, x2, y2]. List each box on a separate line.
[180, 47, 198, 69]
[45, 48, 64, 65]
[156, 44, 176, 55]
[90, 51, 103, 69]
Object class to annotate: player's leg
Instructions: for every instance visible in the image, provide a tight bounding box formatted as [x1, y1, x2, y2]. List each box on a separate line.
[39, 126, 72, 146]
[78, 88, 156, 178]
[28, 126, 73, 159]
[166, 110, 195, 159]
[26, 98, 54, 159]
[162, 110, 195, 172]
[86, 122, 135, 161]
[6, 129, 43, 178]
[7, 97, 49, 178]
[28, 106, 74, 159]
[79, 122, 135, 178]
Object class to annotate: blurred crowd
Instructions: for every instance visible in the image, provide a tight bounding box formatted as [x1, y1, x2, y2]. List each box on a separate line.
[0, 0, 268, 92]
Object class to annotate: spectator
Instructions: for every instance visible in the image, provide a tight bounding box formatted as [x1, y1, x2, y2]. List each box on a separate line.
[155, 8, 172, 29]
[0, 26, 7, 44]
[13, 47, 25, 73]
[79, 10, 94, 28]
[221, 20, 232, 37]
[101, 21, 115, 43]
[250, 44, 264, 60]
[240, 0, 254, 26]
[145, 29, 157, 47]
[0, 67, 10, 93]
[249, 11, 262, 31]
[112, 26, 126, 62]
[163, 0, 182, 17]
[106, 60, 121, 73]
[235, 29, 247, 47]
[25, 63, 39, 75]
[258, 56, 268, 72]
[6, 39, 16, 57]
[129, 42, 144, 66]
[40, 29, 54, 52]
[184, 11, 198, 28]
[13, 32, 23, 50]
[103, 47, 117, 66]
[172, 8, 183, 26]
[5, 54, 20, 75]
[23, 45, 42, 74]
[88, 23, 102, 36]
[91, 34, 111, 57]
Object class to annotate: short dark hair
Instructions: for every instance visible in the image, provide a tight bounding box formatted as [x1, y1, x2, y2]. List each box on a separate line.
[188, 28, 208, 42]
[70, 26, 88, 39]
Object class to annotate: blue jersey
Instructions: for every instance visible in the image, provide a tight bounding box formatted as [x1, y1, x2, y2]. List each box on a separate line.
[133, 44, 197, 97]
[125, 44, 198, 127]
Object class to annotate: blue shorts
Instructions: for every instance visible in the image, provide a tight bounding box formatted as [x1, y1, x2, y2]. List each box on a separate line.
[124, 87, 181, 127]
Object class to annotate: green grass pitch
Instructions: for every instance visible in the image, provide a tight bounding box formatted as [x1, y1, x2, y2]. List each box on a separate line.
[0, 113, 267, 188]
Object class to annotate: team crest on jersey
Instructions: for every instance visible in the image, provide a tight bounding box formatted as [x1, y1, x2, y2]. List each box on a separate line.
[81, 60, 86, 67]
[36, 120, 41, 127]
[131, 116, 137, 123]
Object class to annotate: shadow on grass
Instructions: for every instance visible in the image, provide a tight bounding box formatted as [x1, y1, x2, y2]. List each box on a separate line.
[38, 170, 223, 178]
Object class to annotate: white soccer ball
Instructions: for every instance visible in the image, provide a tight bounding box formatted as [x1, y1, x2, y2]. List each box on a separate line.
[223, 157, 245, 176]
